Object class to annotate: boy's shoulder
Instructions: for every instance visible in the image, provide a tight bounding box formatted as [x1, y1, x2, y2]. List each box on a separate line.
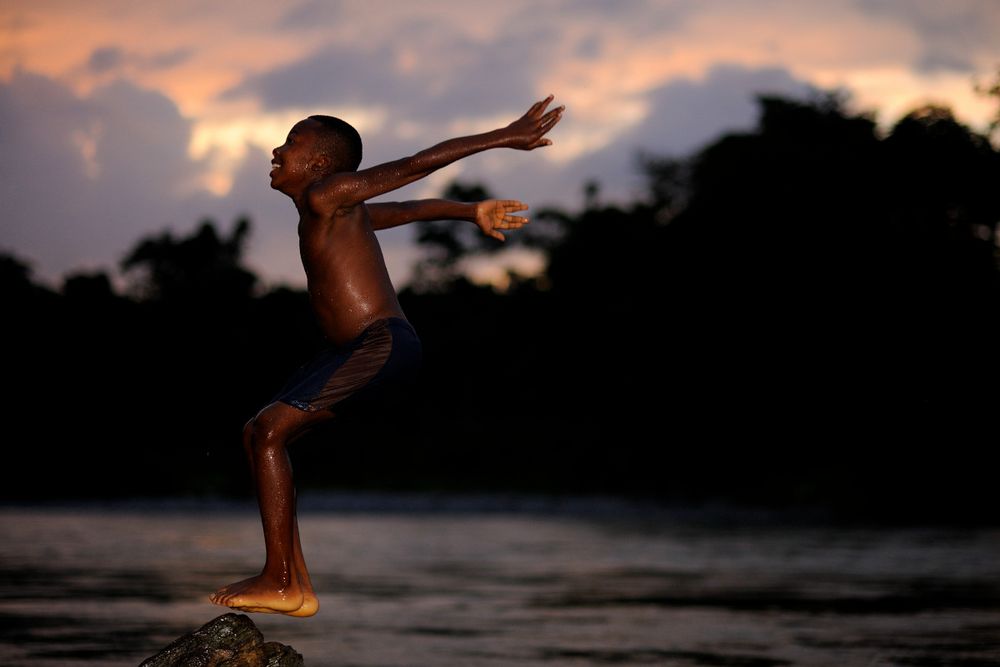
[303, 179, 372, 224]
[304, 171, 359, 215]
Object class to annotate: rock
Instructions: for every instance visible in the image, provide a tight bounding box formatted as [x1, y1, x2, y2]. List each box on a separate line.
[139, 613, 304, 667]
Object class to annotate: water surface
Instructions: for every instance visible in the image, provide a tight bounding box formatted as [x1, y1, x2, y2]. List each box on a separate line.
[1, 497, 998, 666]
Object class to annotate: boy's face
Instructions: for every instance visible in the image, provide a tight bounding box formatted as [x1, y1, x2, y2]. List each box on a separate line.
[270, 119, 324, 193]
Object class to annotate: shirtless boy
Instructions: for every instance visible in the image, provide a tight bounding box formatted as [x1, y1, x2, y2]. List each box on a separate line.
[209, 95, 564, 616]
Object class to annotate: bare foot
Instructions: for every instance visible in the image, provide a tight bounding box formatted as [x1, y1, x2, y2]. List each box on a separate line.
[210, 573, 304, 615]
[237, 593, 318, 617]
[286, 584, 319, 617]
[236, 577, 319, 617]
[257, 568, 319, 617]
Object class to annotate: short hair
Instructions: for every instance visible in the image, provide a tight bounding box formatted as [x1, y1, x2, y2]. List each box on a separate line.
[308, 115, 363, 172]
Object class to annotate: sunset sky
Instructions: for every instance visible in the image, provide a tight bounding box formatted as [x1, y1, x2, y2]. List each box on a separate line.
[2, 0, 999, 289]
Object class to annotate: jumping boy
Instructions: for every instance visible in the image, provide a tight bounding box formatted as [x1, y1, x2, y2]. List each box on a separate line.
[209, 95, 564, 616]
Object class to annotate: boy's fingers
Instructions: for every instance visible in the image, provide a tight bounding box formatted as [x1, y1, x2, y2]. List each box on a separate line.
[529, 94, 555, 116]
[540, 109, 563, 129]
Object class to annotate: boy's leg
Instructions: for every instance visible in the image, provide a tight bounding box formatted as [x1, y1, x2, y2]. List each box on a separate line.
[232, 414, 319, 617]
[211, 401, 330, 616]
[213, 318, 420, 616]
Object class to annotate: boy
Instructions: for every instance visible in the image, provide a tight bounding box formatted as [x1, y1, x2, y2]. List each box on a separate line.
[210, 95, 564, 617]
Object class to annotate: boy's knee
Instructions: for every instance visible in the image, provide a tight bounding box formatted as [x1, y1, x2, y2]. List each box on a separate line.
[244, 401, 326, 452]
[246, 408, 292, 452]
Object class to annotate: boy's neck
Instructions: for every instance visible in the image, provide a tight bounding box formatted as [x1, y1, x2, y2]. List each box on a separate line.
[277, 180, 315, 213]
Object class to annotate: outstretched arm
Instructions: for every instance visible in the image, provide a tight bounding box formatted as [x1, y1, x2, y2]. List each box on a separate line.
[311, 96, 563, 212]
[368, 199, 529, 241]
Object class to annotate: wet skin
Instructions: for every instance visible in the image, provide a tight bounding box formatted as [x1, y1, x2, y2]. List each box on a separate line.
[210, 96, 563, 616]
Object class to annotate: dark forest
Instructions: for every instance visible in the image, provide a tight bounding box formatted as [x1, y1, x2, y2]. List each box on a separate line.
[4, 93, 998, 523]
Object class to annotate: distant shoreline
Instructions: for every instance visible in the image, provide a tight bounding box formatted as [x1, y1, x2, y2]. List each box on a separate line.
[0, 490, 884, 527]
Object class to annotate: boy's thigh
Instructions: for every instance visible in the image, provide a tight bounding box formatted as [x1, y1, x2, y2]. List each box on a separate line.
[254, 400, 336, 444]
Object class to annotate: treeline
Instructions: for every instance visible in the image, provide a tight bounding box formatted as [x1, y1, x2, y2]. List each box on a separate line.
[4, 94, 999, 522]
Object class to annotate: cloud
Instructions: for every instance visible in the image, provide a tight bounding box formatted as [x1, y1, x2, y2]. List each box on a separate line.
[223, 41, 415, 112]
[0, 70, 212, 281]
[277, 0, 345, 29]
[448, 64, 818, 210]
[3, 0, 998, 290]
[87, 47, 125, 73]
[623, 64, 818, 155]
[85, 45, 193, 77]
[0, 67, 419, 289]
[222, 18, 549, 124]
[0, 70, 98, 275]
[857, 0, 1000, 73]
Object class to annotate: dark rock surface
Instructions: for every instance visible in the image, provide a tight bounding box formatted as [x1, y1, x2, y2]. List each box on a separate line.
[139, 613, 304, 666]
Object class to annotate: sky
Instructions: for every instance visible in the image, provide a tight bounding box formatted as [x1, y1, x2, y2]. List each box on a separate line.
[2, 0, 999, 291]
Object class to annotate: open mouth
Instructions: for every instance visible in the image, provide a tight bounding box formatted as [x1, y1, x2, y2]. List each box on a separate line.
[270, 160, 281, 176]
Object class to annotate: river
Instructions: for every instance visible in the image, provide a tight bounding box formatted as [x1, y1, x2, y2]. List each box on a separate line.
[1, 495, 998, 666]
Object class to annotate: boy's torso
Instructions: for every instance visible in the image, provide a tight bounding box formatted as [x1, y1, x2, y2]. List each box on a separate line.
[298, 203, 406, 346]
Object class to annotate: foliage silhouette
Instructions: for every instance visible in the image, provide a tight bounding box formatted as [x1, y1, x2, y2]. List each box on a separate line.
[121, 217, 257, 306]
[409, 180, 529, 292]
[976, 66, 1000, 137]
[3, 90, 998, 523]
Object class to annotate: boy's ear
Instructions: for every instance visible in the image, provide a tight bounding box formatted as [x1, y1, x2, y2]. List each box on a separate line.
[310, 154, 332, 173]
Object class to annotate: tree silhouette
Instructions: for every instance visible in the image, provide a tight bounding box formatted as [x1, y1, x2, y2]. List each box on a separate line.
[975, 65, 1000, 138]
[121, 217, 257, 306]
[410, 180, 522, 291]
[3, 90, 998, 520]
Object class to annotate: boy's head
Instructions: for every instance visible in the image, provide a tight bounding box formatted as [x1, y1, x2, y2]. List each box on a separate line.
[270, 115, 363, 193]
[306, 115, 363, 172]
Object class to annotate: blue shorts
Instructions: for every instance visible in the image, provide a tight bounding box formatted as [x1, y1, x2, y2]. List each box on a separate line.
[272, 317, 421, 413]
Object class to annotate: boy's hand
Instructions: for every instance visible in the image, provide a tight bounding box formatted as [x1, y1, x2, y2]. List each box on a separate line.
[502, 95, 564, 150]
[475, 199, 529, 241]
